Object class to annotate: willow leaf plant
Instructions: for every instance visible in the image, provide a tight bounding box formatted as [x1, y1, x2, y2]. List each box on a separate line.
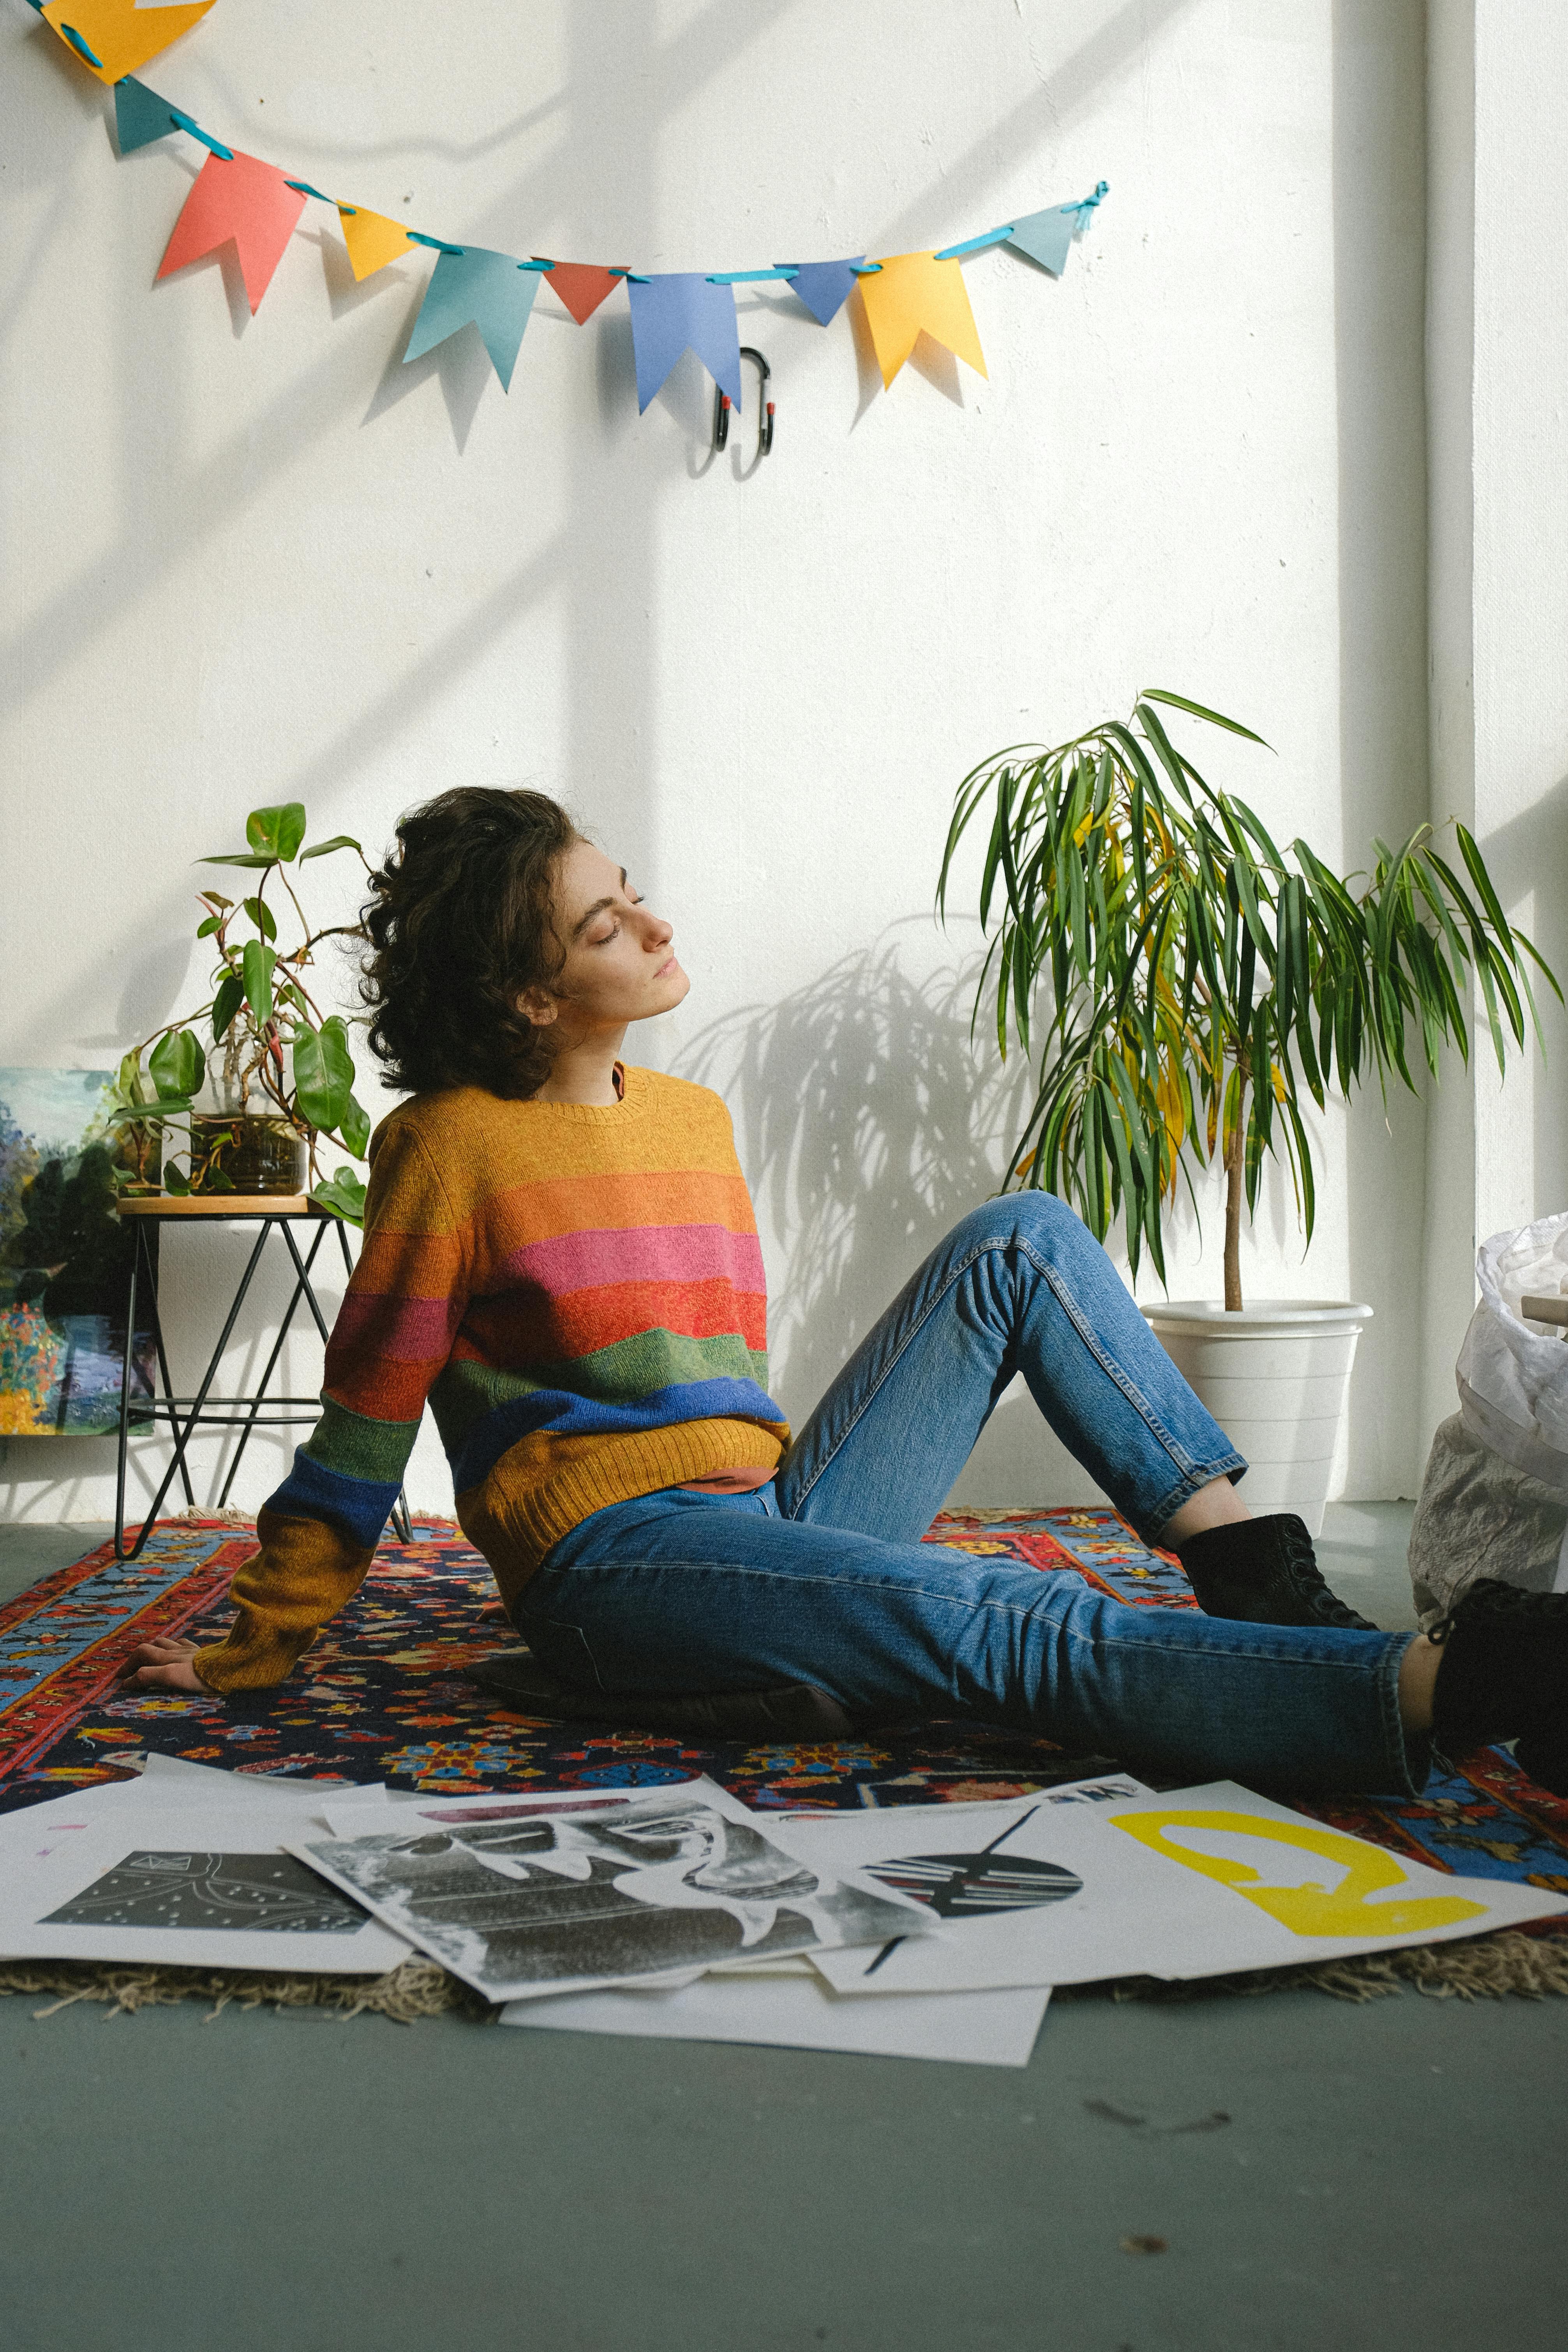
[937, 693, 1559, 1309]
[107, 801, 372, 1222]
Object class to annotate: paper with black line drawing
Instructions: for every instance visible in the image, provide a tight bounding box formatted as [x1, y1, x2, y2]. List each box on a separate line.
[0, 1787, 409, 1974]
[798, 1778, 1237, 1995]
[291, 1775, 931, 2004]
[500, 1972, 1052, 2068]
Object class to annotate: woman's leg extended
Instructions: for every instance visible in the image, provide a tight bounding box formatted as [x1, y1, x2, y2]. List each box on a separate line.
[522, 1491, 1426, 1796]
[774, 1193, 1245, 1546]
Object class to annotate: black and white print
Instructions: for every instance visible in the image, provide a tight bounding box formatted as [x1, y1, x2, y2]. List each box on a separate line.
[293, 1792, 920, 2000]
[43, 1849, 369, 1936]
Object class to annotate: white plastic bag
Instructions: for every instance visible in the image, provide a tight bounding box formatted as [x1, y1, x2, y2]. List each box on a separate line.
[1408, 1211, 1568, 1625]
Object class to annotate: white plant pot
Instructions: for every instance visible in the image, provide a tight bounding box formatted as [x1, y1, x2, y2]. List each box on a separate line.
[1141, 1299, 1374, 1540]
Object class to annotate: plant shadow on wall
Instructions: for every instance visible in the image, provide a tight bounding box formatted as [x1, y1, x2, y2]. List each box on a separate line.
[677, 927, 1037, 1415]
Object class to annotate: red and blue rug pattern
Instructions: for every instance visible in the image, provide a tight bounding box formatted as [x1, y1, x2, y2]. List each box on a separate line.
[2, 1511, 1566, 1929]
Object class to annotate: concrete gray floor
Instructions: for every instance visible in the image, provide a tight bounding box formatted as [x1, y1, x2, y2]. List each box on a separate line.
[3, 1507, 1564, 2352]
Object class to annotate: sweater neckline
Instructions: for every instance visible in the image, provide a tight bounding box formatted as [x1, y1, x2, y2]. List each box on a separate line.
[519, 1063, 651, 1125]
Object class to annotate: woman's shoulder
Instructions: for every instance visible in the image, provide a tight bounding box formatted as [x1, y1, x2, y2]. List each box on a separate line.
[626, 1067, 735, 1130]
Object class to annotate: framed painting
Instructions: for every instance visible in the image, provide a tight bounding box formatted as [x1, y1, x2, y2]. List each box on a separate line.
[0, 1069, 155, 1436]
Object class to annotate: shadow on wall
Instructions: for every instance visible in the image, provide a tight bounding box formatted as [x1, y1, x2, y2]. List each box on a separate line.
[678, 924, 1037, 1417]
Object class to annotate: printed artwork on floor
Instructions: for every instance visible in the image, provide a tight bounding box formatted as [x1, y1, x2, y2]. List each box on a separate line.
[293, 1786, 918, 2001]
[0, 1069, 155, 1435]
[42, 1848, 368, 1935]
[864, 1807, 1085, 1918]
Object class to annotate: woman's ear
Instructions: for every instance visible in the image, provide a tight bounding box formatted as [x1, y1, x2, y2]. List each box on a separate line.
[516, 988, 558, 1029]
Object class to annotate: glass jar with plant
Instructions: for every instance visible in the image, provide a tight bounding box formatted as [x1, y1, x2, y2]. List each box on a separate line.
[108, 801, 373, 1223]
[937, 692, 1560, 1528]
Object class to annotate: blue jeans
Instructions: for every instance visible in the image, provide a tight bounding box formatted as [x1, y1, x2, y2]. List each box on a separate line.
[519, 1197, 1424, 1795]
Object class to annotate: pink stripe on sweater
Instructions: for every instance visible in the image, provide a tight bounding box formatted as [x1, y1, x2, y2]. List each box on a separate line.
[504, 1222, 766, 1298]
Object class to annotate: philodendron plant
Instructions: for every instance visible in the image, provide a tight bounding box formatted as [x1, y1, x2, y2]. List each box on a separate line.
[938, 692, 1559, 1309]
[109, 801, 371, 1223]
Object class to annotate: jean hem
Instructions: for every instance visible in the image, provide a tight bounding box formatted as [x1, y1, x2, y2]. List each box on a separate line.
[1142, 1453, 1249, 1545]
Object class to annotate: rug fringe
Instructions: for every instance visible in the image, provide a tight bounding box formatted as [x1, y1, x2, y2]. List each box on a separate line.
[1095, 1929, 1568, 2006]
[0, 1955, 488, 2026]
[5, 1930, 1566, 2025]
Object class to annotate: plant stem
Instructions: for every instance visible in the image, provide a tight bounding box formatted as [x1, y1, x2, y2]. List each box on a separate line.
[1223, 1054, 1249, 1311]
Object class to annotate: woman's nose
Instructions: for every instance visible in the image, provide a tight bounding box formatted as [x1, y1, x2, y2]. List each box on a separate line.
[646, 911, 674, 948]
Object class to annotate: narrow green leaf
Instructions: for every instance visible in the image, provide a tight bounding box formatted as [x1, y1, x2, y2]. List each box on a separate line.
[299, 834, 363, 863]
[242, 939, 277, 1023]
[1138, 690, 1271, 746]
[243, 895, 278, 942]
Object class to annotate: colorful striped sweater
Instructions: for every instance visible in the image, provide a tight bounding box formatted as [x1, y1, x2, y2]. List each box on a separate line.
[193, 1068, 789, 1693]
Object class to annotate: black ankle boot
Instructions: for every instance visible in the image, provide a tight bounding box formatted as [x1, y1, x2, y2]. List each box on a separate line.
[1176, 1513, 1377, 1631]
[1430, 1579, 1568, 1779]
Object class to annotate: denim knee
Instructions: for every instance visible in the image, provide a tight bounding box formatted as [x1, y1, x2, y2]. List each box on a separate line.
[950, 1189, 1086, 1263]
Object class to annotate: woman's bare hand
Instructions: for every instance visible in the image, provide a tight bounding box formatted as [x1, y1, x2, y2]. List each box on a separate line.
[118, 1636, 208, 1694]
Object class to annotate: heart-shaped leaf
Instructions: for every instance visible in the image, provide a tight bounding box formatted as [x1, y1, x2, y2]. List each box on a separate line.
[149, 1027, 206, 1102]
[312, 1168, 367, 1226]
[245, 803, 307, 862]
[292, 1014, 355, 1134]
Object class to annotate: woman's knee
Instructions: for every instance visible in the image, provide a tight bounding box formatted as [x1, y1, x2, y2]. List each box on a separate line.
[948, 1189, 1088, 1261]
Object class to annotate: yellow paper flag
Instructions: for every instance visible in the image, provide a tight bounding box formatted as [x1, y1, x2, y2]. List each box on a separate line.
[857, 249, 987, 389]
[42, 0, 216, 86]
[337, 204, 418, 282]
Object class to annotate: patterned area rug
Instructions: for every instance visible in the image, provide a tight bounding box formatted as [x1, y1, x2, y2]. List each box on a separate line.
[4, 1508, 1566, 1926]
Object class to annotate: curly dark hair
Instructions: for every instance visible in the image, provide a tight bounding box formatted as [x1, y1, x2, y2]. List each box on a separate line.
[359, 787, 582, 1098]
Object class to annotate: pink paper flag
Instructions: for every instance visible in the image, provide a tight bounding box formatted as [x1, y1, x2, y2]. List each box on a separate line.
[157, 149, 306, 316]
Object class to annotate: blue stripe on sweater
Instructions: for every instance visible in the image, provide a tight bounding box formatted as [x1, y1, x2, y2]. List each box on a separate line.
[265, 1449, 402, 1550]
[445, 1375, 785, 1498]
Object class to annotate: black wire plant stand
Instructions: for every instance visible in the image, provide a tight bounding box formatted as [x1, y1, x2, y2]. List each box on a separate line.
[113, 1197, 412, 1562]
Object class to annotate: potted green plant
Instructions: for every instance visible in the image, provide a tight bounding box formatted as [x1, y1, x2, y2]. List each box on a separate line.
[937, 692, 1559, 1531]
[109, 801, 373, 1223]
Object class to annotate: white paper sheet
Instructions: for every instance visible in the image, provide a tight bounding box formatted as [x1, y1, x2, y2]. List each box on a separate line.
[805, 1776, 1568, 1994]
[290, 1775, 929, 2005]
[1098, 1779, 1568, 1978]
[797, 1779, 1189, 1994]
[0, 1784, 409, 1974]
[501, 1973, 1051, 2067]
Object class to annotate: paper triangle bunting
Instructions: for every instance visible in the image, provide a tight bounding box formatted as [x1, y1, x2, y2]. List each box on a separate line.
[113, 75, 178, 154]
[777, 258, 864, 328]
[856, 251, 987, 389]
[337, 204, 417, 282]
[626, 273, 741, 412]
[543, 262, 624, 325]
[403, 247, 541, 391]
[42, 0, 215, 85]
[156, 150, 307, 315]
[1004, 204, 1076, 277]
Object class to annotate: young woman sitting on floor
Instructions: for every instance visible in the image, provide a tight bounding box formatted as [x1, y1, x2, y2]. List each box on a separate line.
[126, 789, 1567, 1796]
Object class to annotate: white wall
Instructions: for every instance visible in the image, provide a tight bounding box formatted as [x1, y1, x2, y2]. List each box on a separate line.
[1421, 0, 1568, 1454]
[0, 0, 1436, 1524]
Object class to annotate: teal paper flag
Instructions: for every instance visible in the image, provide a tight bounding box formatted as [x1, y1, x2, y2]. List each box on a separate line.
[113, 75, 178, 154]
[1005, 183, 1108, 276]
[1004, 203, 1076, 277]
[403, 247, 541, 392]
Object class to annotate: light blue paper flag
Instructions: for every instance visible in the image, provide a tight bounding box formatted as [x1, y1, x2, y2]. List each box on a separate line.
[626, 273, 741, 412]
[113, 74, 178, 154]
[403, 247, 542, 392]
[1005, 183, 1108, 276]
[777, 258, 865, 328]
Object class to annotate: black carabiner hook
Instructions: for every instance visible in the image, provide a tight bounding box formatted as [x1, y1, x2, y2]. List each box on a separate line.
[713, 347, 775, 457]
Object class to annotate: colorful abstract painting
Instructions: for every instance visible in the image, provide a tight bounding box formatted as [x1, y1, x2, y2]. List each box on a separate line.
[0, 1069, 154, 1435]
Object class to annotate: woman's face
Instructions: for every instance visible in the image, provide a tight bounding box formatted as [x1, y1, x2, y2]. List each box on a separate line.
[523, 838, 690, 1036]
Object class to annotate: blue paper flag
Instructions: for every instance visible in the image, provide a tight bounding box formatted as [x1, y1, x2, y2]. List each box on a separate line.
[626, 273, 741, 412]
[1004, 203, 1077, 277]
[776, 257, 865, 328]
[113, 75, 178, 154]
[403, 246, 541, 392]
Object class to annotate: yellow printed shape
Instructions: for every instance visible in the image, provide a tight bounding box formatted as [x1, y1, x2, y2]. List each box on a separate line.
[337, 205, 418, 282]
[42, 0, 216, 85]
[857, 250, 987, 389]
[1110, 1808, 1488, 1939]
